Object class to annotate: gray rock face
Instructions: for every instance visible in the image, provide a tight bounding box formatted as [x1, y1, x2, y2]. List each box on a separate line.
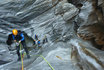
[55, 2, 79, 21]
[63, 3, 79, 21]
[0, 0, 104, 70]
[77, 0, 104, 47]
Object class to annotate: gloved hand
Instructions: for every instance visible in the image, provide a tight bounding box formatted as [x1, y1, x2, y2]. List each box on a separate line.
[16, 42, 19, 46]
[19, 40, 21, 43]
[14, 40, 16, 42]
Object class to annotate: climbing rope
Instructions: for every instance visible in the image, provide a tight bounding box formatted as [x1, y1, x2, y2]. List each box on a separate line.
[18, 43, 54, 70]
[23, 52, 54, 70]
[39, 55, 54, 70]
[20, 43, 24, 70]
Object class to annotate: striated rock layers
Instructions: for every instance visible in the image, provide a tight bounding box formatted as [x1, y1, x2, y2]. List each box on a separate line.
[70, 0, 104, 48]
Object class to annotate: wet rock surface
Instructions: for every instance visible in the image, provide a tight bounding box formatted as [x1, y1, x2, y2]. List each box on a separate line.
[0, 0, 104, 70]
[77, 0, 104, 48]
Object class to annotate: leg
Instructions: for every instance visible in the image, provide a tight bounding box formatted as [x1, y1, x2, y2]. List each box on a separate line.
[21, 41, 30, 58]
[16, 46, 21, 61]
[38, 44, 41, 49]
[43, 39, 45, 44]
[45, 38, 48, 42]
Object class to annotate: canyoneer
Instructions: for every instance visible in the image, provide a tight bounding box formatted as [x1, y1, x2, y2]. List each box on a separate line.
[12, 29, 30, 61]
[37, 40, 41, 49]
[35, 34, 38, 40]
[42, 35, 48, 44]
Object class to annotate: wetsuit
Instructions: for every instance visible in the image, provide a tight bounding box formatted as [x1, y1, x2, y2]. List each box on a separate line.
[38, 40, 41, 48]
[35, 35, 38, 40]
[12, 30, 30, 60]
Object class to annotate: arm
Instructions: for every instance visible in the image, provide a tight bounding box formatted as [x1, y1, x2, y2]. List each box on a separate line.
[20, 33, 25, 41]
[12, 34, 15, 40]
[12, 34, 16, 42]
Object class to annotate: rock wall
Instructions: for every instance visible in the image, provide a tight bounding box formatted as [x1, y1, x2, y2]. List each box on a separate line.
[70, 0, 104, 49]
[0, 0, 104, 70]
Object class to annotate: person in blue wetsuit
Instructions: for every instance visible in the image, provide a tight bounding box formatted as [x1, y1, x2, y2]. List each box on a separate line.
[12, 29, 30, 61]
[37, 40, 41, 49]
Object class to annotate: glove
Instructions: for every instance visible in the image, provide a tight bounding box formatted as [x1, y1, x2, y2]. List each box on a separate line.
[16, 42, 19, 46]
[14, 40, 16, 42]
[19, 40, 21, 43]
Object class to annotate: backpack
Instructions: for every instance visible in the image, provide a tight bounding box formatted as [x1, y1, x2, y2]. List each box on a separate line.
[6, 30, 34, 47]
[6, 34, 13, 45]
